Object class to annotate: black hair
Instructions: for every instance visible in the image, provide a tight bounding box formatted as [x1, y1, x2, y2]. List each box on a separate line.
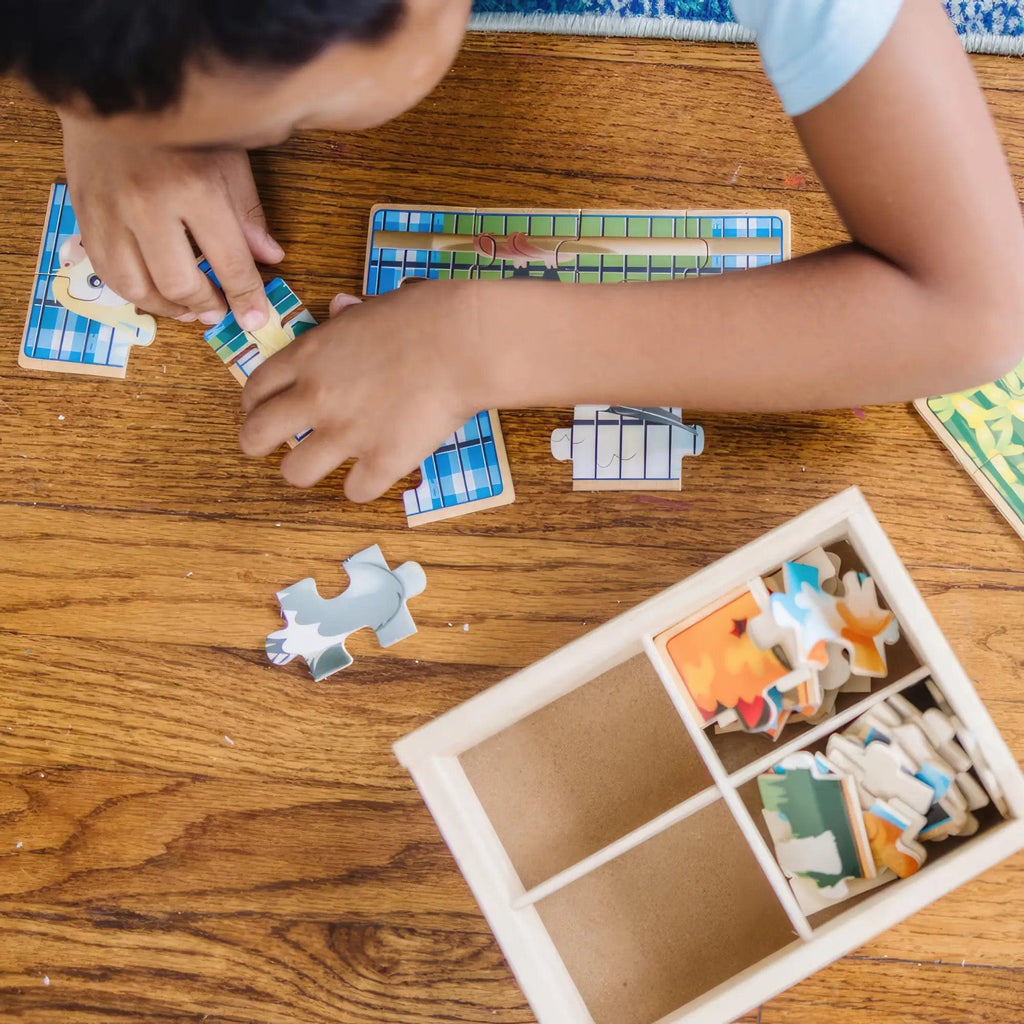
[0, 0, 405, 116]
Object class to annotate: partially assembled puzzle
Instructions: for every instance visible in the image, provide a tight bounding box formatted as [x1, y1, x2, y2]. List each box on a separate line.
[20, 184, 157, 377]
[364, 205, 791, 515]
[22, 190, 792, 524]
[916, 356, 1024, 542]
[267, 544, 425, 681]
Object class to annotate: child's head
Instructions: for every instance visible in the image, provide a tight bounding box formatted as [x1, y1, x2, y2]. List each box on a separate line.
[1, 0, 471, 147]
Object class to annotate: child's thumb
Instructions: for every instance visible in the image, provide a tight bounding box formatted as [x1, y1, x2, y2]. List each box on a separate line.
[330, 293, 362, 318]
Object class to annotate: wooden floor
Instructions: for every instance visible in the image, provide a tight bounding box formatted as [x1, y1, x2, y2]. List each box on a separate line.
[1, 29, 1023, 1024]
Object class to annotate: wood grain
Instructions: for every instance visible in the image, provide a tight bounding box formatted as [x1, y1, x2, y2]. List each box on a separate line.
[1, 29, 1023, 1024]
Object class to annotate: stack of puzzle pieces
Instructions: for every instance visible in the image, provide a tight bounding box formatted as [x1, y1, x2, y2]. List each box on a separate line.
[759, 678, 1008, 914]
[660, 546, 902, 743]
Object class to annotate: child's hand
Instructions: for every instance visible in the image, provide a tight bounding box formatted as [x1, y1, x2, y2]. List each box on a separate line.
[239, 282, 483, 503]
[61, 116, 283, 329]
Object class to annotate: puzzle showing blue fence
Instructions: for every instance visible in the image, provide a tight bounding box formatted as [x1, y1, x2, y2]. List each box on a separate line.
[403, 411, 506, 518]
[21, 184, 148, 373]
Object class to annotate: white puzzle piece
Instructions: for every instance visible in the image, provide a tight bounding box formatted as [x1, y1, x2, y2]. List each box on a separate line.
[266, 545, 426, 681]
[551, 405, 703, 490]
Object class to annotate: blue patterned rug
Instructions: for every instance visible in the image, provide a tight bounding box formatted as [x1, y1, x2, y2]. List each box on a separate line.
[470, 1, 1024, 54]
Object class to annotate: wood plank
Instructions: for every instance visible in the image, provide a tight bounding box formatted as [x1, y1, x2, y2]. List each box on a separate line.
[761, 958, 1024, 1023]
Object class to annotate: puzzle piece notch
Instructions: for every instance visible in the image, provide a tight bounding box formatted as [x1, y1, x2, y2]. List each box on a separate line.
[266, 545, 426, 681]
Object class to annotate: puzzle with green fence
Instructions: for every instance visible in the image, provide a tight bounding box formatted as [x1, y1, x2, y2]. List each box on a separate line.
[364, 206, 791, 294]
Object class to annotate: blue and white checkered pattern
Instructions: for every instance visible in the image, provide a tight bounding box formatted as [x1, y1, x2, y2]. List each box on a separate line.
[404, 412, 505, 517]
[22, 184, 144, 372]
[366, 207, 461, 295]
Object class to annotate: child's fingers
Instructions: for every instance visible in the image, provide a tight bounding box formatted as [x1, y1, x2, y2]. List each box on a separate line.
[240, 219, 286, 267]
[279, 432, 352, 489]
[240, 351, 300, 414]
[189, 209, 271, 333]
[343, 445, 422, 505]
[91, 232, 191, 320]
[239, 387, 314, 457]
[223, 153, 286, 266]
[330, 293, 363, 318]
[137, 223, 229, 324]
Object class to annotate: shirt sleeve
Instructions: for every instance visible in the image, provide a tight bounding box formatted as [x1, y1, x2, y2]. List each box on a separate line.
[730, 0, 903, 116]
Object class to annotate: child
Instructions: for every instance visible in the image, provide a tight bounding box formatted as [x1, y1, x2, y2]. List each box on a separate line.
[3, 0, 1022, 502]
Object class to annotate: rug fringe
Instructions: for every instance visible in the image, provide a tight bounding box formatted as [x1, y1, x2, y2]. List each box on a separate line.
[469, 13, 756, 43]
[469, 12, 1022, 54]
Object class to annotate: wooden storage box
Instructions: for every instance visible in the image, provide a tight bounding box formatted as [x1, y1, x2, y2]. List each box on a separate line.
[394, 488, 1024, 1023]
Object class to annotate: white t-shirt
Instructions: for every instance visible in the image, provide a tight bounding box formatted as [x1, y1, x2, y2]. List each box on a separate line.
[731, 0, 904, 116]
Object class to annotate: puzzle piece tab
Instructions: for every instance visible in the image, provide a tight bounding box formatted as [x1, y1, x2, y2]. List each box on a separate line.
[267, 545, 426, 681]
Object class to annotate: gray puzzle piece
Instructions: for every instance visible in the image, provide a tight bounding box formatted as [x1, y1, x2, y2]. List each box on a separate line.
[266, 544, 426, 681]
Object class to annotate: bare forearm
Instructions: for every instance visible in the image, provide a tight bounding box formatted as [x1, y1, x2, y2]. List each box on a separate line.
[477, 242, 1019, 412]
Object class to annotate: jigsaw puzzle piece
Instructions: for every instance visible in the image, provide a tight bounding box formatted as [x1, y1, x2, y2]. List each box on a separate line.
[21, 186, 158, 378]
[473, 208, 581, 279]
[266, 545, 425, 681]
[550, 405, 703, 490]
[863, 797, 927, 878]
[402, 409, 515, 526]
[769, 561, 841, 670]
[829, 572, 900, 676]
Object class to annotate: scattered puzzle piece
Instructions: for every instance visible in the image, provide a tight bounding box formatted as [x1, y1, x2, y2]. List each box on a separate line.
[550, 405, 704, 491]
[267, 545, 426, 681]
[21, 184, 157, 378]
[401, 410, 516, 526]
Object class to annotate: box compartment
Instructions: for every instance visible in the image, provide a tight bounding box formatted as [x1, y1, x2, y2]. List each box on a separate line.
[534, 800, 798, 1024]
[460, 655, 712, 889]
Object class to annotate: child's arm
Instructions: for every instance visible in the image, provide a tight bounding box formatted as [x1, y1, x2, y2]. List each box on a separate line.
[479, 0, 1024, 410]
[241, 0, 1024, 499]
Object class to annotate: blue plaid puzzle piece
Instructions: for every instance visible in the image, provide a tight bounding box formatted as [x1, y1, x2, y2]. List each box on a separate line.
[20, 184, 157, 378]
[200, 260, 316, 445]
